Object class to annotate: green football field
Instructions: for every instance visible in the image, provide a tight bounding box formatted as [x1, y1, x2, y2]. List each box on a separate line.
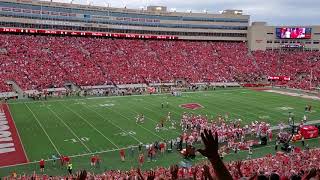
[1, 88, 320, 176]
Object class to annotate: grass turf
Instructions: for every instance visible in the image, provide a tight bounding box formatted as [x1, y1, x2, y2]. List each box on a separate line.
[1, 88, 320, 176]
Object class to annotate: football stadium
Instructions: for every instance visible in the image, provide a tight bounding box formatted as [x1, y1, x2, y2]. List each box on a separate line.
[0, 0, 320, 179]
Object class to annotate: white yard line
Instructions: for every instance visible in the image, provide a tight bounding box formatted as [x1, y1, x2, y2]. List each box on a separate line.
[107, 107, 165, 141]
[264, 90, 320, 101]
[45, 103, 93, 153]
[2, 135, 320, 169]
[123, 99, 181, 135]
[194, 90, 313, 123]
[59, 102, 120, 149]
[24, 103, 61, 156]
[77, 102, 143, 144]
[8, 89, 246, 105]
[192, 93, 267, 119]
[0, 144, 139, 169]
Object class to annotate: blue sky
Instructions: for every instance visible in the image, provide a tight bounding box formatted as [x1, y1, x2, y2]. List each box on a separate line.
[56, 0, 320, 25]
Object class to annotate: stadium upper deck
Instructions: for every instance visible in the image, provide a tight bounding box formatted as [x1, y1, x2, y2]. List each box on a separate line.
[0, 0, 249, 41]
[0, 0, 319, 51]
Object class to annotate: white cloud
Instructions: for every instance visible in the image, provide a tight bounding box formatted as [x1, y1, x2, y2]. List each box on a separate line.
[58, 0, 320, 25]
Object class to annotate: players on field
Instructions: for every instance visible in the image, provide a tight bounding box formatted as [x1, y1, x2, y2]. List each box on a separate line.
[136, 114, 144, 124]
[90, 155, 97, 167]
[160, 117, 165, 128]
[51, 154, 59, 165]
[89, 155, 101, 168]
[39, 159, 45, 172]
[170, 120, 176, 129]
[67, 163, 73, 174]
[120, 149, 125, 162]
[59, 155, 71, 167]
[138, 153, 144, 167]
[303, 114, 308, 123]
[167, 112, 171, 121]
[155, 124, 160, 132]
[305, 105, 312, 112]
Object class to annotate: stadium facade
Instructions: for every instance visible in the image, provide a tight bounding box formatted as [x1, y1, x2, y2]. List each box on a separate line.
[0, 0, 319, 51]
[0, 0, 320, 97]
[249, 22, 320, 51]
[0, 0, 249, 41]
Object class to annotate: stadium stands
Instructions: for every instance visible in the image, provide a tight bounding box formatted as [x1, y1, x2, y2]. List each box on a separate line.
[5, 147, 320, 179]
[0, 34, 320, 92]
[253, 50, 320, 90]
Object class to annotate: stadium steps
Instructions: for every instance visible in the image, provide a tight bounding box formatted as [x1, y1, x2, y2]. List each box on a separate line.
[64, 82, 81, 91]
[142, 77, 150, 86]
[5, 80, 24, 99]
[248, 51, 260, 71]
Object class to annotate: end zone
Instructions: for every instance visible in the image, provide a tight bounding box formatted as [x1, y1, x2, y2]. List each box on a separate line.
[179, 103, 204, 110]
[0, 103, 28, 167]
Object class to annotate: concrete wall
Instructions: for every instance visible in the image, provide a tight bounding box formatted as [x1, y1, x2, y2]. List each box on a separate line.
[248, 22, 320, 51]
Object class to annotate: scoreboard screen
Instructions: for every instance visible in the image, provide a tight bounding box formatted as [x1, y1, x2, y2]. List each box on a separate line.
[276, 27, 312, 39]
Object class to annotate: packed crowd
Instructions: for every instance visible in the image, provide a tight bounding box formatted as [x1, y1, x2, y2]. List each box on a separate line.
[180, 113, 270, 151]
[253, 50, 320, 90]
[5, 131, 319, 180]
[1, 34, 319, 93]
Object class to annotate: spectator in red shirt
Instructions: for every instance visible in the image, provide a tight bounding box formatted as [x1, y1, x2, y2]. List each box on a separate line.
[39, 159, 45, 172]
[90, 155, 96, 167]
[138, 153, 144, 167]
[120, 149, 125, 162]
[64, 156, 70, 165]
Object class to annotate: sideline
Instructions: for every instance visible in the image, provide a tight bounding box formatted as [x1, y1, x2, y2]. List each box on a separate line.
[7, 88, 246, 105]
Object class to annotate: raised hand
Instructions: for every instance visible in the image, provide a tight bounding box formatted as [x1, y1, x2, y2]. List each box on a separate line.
[147, 170, 155, 180]
[170, 164, 179, 180]
[303, 168, 317, 180]
[77, 170, 87, 180]
[235, 161, 243, 177]
[198, 129, 220, 162]
[137, 168, 144, 180]
[198, 129, 233, 180]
